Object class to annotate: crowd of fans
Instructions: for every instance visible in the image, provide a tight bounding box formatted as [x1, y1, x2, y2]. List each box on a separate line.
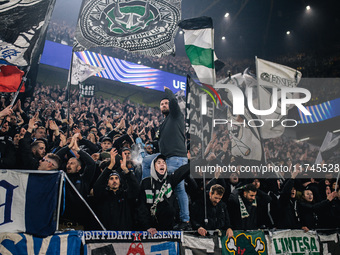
[1, 81, 340, 235]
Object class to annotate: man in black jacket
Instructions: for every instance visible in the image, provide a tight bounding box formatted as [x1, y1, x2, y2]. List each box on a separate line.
[56, 133, 96, 228]
[157, 87, 190, 230]
[278, 170, 301, 229]
[191, 184, 233, 238]
[93, 149, 139, 230]
[228, 183, 272, 230]
[138, 154, 190, 235]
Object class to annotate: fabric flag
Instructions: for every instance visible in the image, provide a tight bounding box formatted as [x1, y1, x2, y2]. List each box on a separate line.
[181, 232, 221, 255]
[318, 233, 340, 255]
[315, 131, 340, 164]
[0, 170, 61, 237]
[70, 53, 104, 85]
[74, 0, 180, 57]
[0, 0, 56, 66]
[179, 17, 216, 86]
[215, 71, 263, 162]
[255, 57, 302, 139]
[221, 230, 268, 255]
[0, 231, 81, 255]
[186, 75, 214, 150]
[0, 65, 25, 92]
[268, 230, 320, 255]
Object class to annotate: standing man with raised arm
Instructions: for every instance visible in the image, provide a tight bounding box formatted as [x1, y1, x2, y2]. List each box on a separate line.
[157, 87, 190, 230]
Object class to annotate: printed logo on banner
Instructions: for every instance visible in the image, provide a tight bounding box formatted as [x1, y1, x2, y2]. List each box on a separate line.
[225, 233, 265, 255]
[76, 0, 180, 56]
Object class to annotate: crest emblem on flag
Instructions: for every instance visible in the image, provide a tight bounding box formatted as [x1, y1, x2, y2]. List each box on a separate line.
[75, 0, 181, 57]
[226, 233, 266, 255]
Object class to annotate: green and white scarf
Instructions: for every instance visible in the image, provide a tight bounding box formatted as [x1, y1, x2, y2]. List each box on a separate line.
[238, 195, 257, 219]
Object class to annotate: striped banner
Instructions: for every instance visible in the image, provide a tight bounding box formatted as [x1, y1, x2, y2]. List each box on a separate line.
[298, 98, 340, 124]
[75, 51, 160, 88]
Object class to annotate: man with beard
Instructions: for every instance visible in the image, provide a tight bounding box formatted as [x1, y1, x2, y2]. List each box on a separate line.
[191, 184, 233, 238]
[56, 133, 96, 229]
[138, 154, 190, 234]
[19, 112, 47, 169]
[157, 87, 190, 230]
[228, 183, 272, 230]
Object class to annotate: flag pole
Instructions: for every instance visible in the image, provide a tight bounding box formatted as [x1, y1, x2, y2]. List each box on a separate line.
[66, 50, 75, 137]
[200, 94, 208, 228]
[56, 171, 65, 231]
[64, 174, 107, 230]
[10, 65, 31, 107]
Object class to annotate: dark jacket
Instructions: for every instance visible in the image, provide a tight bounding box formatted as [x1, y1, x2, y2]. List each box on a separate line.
[0, 134, 16, 169]
[138, 159, 190, 230]
[158, 88, 187, 158]
[228, 188, 272, 230]
[278, 178, 301, 229]
[298, 198, 331, 229]
[93, 167, 139, 230]
[56, 146, 96, 223]
[191, 195, 231, 231]
[18, 131, 40, 170]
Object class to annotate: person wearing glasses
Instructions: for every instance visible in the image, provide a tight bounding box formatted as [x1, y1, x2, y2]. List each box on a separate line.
[37, 153, 61, 171]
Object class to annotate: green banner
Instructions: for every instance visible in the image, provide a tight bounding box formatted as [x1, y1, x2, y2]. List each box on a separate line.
[221, 230, 268, 255]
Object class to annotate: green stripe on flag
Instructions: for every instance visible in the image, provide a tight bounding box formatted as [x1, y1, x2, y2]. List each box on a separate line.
[185, 45, 214, 69]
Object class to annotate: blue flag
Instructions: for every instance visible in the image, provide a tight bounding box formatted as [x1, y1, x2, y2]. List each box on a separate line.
[0, 170, 61, 237]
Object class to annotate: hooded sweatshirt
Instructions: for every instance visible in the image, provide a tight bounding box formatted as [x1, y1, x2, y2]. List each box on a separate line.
[138, 157, 190, 230]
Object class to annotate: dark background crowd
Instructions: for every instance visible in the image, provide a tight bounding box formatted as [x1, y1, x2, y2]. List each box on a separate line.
[1, 77, 340, 234]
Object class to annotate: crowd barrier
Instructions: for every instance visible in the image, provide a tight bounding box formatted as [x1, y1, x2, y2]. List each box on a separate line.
[1, 229, 340, 254]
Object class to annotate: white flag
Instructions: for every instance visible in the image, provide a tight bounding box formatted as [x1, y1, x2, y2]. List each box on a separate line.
[315, 131, 340, 164]
[256, 57, 302, 139]
[70, 53, 105, 85]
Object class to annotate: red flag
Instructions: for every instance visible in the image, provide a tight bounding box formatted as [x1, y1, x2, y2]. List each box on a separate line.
[0, 65, 25, 92]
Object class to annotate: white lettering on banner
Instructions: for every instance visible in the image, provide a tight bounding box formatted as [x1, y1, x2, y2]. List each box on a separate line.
[172, 80, 186, 90]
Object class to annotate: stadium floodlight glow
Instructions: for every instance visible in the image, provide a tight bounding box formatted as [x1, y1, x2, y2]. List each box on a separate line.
[297, 137, 310, 142]
[286, 31, 291, 35]
[224, 12, 229, 18]
[179, 30, 183, 35]
[306, 5, 311, 10]
[222, 36, 226, 40]
[333, 129, 340, 133]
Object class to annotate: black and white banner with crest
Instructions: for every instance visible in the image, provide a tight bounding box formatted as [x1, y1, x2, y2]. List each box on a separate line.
[74, 0, 181, 57]
[0, 0, 56, 66]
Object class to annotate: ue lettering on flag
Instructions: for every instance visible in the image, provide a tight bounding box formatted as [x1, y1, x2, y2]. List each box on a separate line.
[0, 65, 25, 92]
[0, 170, 61, 237]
